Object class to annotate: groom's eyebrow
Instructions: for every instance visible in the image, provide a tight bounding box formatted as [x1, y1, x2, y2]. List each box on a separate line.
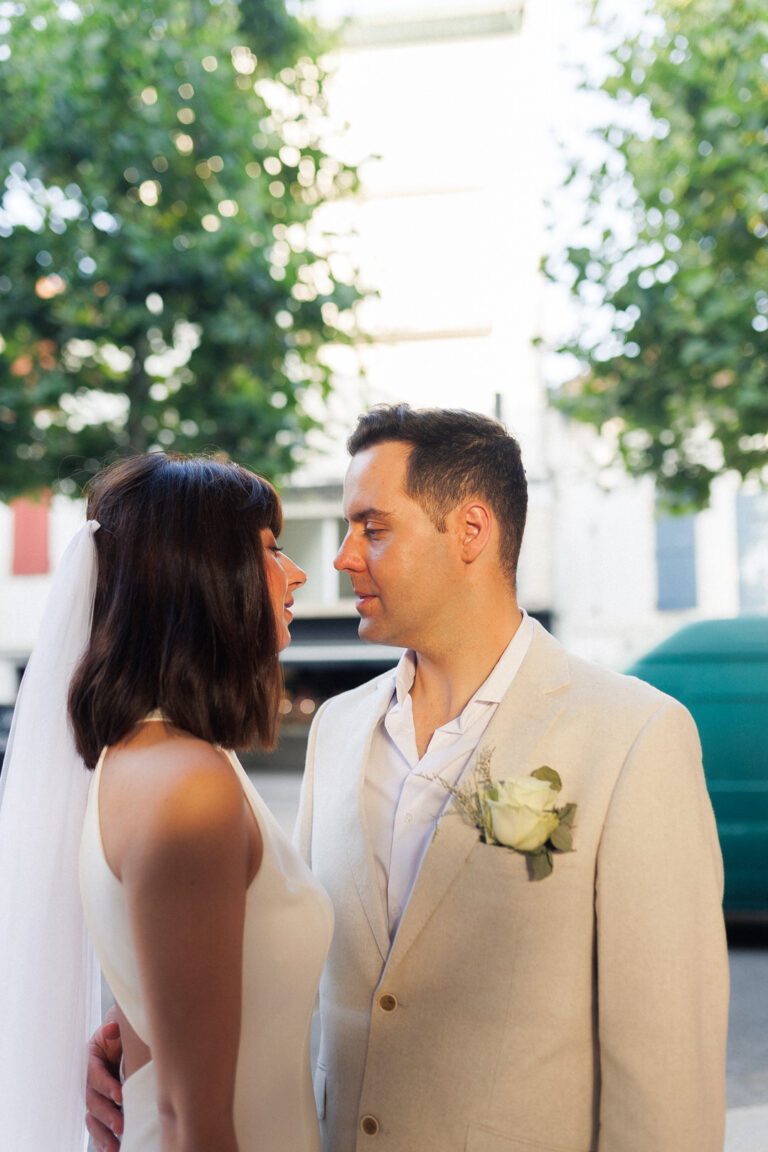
[345, 507, 392, 524]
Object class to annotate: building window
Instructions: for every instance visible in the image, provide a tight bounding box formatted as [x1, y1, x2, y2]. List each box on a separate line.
[11, 496, 50, 576]
[736, 491, 768, 613]
[656, 513, 697, 611]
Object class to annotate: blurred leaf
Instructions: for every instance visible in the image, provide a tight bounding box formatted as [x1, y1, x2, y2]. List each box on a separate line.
[542, 0, 768, 507]
[0, 0, 366, 498]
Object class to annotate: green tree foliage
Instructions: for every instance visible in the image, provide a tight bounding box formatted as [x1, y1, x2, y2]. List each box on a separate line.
[543, 0, 767, 507]
[0, 0, 363, 498]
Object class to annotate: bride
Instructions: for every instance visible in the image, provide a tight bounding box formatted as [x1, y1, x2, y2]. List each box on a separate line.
[0, 453, 333, 1152]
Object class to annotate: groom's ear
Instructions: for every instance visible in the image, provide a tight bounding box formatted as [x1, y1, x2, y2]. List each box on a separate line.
[453, 501, 493, 567]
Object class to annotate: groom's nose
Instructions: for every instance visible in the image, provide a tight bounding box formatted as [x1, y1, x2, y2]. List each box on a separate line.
[334, 530, 364, 572]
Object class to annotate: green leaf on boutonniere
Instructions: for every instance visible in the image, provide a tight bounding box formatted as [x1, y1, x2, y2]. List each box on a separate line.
[527, 849, 554, 881]
[558, 803, 577, 828]
[531, 766, 562, 792]
[549, 823, 574, 852]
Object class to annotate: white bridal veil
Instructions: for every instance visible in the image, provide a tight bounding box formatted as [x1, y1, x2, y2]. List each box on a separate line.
[0, 521, 102, 1152]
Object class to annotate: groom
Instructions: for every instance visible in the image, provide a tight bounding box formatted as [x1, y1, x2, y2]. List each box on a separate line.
[87, 404, 728, 1151]
[295, 404, 728, 1151]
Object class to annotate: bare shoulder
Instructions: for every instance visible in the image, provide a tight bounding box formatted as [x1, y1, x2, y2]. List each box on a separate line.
[100, 724, 255, 880]
[103, 723, 241, 810]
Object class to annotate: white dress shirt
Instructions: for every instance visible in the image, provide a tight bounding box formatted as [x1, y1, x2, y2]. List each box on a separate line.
[364, 611, 534, 937]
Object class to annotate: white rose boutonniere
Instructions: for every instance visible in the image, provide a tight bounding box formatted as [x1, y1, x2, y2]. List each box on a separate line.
[436, 748, 577, 881]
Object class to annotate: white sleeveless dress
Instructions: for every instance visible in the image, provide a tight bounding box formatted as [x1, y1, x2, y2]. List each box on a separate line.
[79, 740, 333, 1152]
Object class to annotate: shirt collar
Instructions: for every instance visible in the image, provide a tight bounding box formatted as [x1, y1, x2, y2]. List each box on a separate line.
[389, 609, 534, 712]
[473, 609, 534, 704]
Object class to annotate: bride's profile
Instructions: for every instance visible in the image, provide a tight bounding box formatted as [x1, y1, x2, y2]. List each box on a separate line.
[0, 453, 333, 1152]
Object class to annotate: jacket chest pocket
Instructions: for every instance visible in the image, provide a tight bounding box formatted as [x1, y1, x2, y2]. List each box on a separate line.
[464, 839, 581, 887]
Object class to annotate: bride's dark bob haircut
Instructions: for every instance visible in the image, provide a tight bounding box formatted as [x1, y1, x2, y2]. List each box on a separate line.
[69, 452, 284, 769]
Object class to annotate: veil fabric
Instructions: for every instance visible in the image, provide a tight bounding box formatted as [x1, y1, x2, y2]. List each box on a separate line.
[0, 520, 102, 1152]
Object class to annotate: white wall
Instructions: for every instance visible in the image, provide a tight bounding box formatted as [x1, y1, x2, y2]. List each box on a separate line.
[299, 3, 547, 479]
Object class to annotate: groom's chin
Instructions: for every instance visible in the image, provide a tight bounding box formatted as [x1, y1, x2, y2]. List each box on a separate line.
[357, 615, 386, 644]
[357, 616, 377, 641]
[357, 618, 404, 653]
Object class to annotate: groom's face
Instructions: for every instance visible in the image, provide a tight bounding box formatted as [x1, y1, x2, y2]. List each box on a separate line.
[335, 441, 461, 652]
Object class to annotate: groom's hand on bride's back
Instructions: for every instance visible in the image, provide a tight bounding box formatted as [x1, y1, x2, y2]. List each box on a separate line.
[85, 1017, 124, 1152]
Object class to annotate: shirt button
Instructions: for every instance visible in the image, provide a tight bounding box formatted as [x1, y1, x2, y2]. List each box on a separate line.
[379, 993, 398, 1012]
[361, 1114, 380, 1136]
[404, 812, 413, 823]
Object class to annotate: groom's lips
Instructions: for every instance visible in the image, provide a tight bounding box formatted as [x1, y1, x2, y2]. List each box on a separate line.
[352, 589, 377, 613]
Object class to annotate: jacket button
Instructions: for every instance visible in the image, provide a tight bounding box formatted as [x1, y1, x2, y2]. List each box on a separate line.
[361, 1115, 380, 1136]
[378, 993, 397, 1012]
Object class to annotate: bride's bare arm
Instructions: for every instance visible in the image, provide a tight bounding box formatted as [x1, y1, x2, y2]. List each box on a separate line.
[105, 738, 261, 1152]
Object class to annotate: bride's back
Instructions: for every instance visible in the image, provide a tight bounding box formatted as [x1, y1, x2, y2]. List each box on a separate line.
[81, 717, 333, 1152]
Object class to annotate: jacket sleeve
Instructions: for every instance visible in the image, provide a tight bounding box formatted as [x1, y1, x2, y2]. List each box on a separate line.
[596, 697, 729, 1151]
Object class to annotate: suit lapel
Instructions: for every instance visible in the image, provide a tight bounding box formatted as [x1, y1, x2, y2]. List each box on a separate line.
[385, 801, 479, 969]
[386, 621, 571, 970]
[340, 676, 394, 962]
[479, 622, 570, 783]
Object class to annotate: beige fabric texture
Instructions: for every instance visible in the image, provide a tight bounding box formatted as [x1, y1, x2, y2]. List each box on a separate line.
[296, 620, 729, 1152]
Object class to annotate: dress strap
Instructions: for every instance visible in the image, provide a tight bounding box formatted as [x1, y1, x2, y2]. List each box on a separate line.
[140, 710, 167, 723]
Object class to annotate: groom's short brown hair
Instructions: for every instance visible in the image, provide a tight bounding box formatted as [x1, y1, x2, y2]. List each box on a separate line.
[347, 404, 528, 586]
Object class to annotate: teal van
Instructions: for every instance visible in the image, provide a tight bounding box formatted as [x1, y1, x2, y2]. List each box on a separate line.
[626, 617, 768, 915]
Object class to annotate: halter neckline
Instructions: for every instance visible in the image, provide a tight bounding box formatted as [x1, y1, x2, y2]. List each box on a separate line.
[141, 709, 167, 723]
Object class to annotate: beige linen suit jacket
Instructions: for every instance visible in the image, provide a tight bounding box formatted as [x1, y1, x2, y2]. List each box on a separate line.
[296, 620, 729, 1152]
